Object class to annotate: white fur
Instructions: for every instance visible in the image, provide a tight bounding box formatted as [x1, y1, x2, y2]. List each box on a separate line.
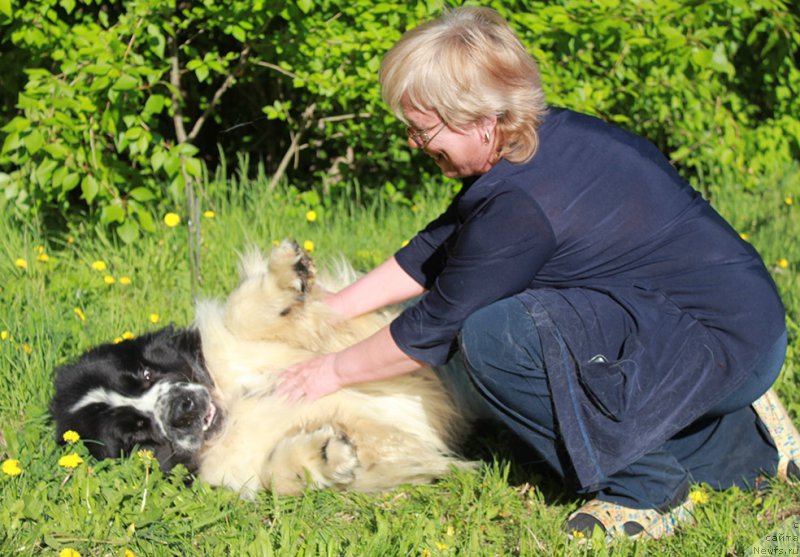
[194, 241, 473, 496]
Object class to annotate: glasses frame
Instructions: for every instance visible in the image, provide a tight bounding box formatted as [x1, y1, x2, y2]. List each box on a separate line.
[406, 121, 447, 149]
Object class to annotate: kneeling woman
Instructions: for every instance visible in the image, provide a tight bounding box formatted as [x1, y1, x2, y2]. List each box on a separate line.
[277, 6, 798, 541]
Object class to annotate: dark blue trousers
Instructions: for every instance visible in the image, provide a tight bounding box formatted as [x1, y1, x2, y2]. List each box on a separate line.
[446, 296, 786, 510]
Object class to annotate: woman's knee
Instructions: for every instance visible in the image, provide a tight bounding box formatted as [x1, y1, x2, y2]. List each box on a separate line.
[458, 297, 544, 380]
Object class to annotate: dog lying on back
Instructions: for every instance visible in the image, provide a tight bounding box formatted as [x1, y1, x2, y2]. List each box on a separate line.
[51, 241, 473, 496]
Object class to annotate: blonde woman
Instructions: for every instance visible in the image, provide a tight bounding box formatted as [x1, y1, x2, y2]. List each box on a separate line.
[278, 7, 797, 541]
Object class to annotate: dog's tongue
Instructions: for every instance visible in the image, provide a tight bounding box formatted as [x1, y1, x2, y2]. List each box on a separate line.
[202, 403, 217, 431]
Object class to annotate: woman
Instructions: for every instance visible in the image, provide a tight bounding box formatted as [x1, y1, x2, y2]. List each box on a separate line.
[278, 6, 798, 540]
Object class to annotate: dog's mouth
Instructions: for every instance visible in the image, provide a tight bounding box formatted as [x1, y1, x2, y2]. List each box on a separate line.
[202, 402, 218, 432]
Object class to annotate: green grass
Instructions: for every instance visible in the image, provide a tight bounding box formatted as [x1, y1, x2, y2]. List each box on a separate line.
[1, 165, 798, 556]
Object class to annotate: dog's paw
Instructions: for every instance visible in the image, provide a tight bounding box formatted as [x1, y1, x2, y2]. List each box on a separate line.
[268, 239, 316, 299]
[321, 429, 359, 485]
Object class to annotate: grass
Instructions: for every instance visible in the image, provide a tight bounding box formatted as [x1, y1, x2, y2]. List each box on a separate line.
[1, 163, 798, 556]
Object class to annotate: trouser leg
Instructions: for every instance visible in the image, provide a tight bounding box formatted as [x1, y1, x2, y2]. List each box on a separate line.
[459, 297, 572, 480]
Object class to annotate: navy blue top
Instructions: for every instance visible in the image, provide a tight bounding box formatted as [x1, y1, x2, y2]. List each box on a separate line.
[390, 108, 786, 487]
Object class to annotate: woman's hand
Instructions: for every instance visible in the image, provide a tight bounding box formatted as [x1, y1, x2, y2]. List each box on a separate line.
[276, 352, 342, 403]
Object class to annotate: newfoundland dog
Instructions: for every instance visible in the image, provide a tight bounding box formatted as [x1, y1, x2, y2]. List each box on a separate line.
[51, 241, 473, 496]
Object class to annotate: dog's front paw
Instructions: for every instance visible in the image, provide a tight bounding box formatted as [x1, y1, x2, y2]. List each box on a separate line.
[321, 429, 359, 485]
[268, 239, 316, 299]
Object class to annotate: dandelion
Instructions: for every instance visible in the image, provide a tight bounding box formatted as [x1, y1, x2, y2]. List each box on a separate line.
[37, 253, 50, 263]
[35, 245, 44, 254]
[149, 313, 160, 324]
[739, 232, 749, 241]
[777, 258, 790, 269]
[1, 331, 8, 341]
[303, 240, 315, 253]
[67, 236, 75, 244]
[125, 550, 135, 557]
[122, 331, 135, 340]
[435, 542, 449, 550]
[21, 343, 32, 354]
[164, 212, 181, 227]
[91, 260, 107, 272]
[119, 276, 132, 285]
[73, 307, 87, 322]
[305, 210, 318, 222]
[15, 258, 27, 269]
[59, 549, 81, 557]
[2, 459, 22, 476]
[103, 275, 116, 285]
[203, 210, 215, 219]
[137, 449, 154, 462]
[62, 430, 80, 444]
[58, 453, 84, 469]
[785, 197, 793, 206]
[113, 337, 123, 344]
[570, 529, 586, 540]
[689, 489, 709, 505]
[401, 239, 410, 248]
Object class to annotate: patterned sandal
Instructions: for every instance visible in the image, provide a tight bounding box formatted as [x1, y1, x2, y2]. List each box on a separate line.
[566, 497, 695, 542]
[752, 387, 800, 483]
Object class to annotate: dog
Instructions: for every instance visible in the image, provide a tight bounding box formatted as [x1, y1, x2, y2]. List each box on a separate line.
[51, 240, 474, 496]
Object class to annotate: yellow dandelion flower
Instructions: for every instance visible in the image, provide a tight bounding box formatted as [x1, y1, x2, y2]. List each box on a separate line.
[21, 343, 32, 354]
[689, 490, 709, 505]
[67, 236, 75, 244]
[305, 210, 318, 222]
[137, 449, 154, 462]
[739, 232, 749, 241]
[37, 253, 50, 263]
[91, 260, 107, 271]
[119, 276, 132, 285]
[1, 331, 8, 341]
[149, 313, 160, 324]
[73, 307, 87, 322]
[113, 337, 123, 344]
[785, 197, 793, 206]
[62, 430, 81, 444]
[203, 210, 215, 219]
[303, 240, 315, 253]
[15, 258, 27, 269]
[435, 542, 448, 550]
[103, 275, 116, 285]
[35, 245, 45, 254]
[58, 453, 84, 469]
[271, 239, 280, 246]
[125, 550, 135, 557]
[777, 258, 790, 269]
[122, 331, 135, 340]
[570, 529, 586, 540]
[2, 459, 22, 476]
[59, 549, 81, 557]
[401, 239, 410, 248]
[446, 526, 455, 537]
[164, 212, 181, 227]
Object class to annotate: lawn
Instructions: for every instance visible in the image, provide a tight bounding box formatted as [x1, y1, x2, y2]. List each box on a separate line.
[1, 163, 798, 556]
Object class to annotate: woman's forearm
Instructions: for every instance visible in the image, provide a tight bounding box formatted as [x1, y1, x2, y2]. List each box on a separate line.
[326, 256, 426, 319]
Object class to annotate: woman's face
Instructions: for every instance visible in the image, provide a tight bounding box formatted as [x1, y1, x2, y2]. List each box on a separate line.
[402, 102, 497, 178]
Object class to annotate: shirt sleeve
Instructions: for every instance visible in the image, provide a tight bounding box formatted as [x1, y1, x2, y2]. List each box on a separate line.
[390, 187, 557, 365]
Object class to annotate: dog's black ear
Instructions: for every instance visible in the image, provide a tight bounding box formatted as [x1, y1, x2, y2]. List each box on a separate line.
[140, 326, 201, 369]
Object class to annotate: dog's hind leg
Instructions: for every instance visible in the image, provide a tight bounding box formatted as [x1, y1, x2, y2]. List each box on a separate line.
[261, 423, 360, 495]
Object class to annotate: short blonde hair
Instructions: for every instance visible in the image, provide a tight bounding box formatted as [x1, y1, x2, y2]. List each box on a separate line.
[379, 7, 547, 163]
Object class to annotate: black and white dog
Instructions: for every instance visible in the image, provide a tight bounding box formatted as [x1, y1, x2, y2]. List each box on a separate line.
[51, 241, 472, 496]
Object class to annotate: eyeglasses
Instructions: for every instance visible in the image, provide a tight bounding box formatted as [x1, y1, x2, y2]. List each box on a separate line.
[406, 121, 447, 149]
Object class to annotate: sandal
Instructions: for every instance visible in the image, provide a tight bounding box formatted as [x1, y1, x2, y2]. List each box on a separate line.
[752, 387, 800, 483]
[566, 497, 695, 542]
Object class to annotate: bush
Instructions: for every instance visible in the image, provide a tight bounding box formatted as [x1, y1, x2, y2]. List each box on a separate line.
[0, 0, 798, 242]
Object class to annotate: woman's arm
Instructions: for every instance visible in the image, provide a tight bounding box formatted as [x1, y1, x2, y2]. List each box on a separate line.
[325, 256, 426, 319]
[276, 324, 423, 402]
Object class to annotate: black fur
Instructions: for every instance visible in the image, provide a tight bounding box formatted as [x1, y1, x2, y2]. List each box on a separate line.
[50, 326, 221, 473]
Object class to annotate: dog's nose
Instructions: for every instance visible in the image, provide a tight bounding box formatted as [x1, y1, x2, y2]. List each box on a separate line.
[171, 396, 198, 428]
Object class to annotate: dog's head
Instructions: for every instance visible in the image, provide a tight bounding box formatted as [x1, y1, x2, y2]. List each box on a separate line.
[50, 326, 223, 472]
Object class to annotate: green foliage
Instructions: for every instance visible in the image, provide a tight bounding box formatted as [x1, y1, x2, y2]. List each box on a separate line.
[0, 0, 798, 242]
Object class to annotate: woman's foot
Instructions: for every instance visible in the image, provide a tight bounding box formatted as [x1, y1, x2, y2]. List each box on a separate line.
[752, 388, 800, 483]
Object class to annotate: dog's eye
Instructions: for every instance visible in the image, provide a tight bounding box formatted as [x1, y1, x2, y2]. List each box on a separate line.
[141, 368, 153, 385]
